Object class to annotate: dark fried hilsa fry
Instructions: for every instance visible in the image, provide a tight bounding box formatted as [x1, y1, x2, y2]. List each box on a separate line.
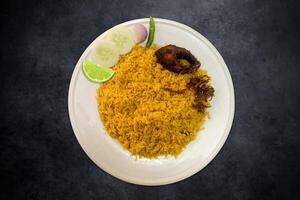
[155, 45, 201, 74]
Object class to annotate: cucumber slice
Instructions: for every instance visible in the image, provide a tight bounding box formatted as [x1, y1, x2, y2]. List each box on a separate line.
[106, 25, 135, 54]
[89, 40, 119, 68]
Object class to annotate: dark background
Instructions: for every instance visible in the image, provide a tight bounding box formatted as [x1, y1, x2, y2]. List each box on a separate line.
[1, 0, 299, 199]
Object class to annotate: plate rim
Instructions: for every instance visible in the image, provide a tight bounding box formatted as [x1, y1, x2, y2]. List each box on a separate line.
[68, 18, 235, 186]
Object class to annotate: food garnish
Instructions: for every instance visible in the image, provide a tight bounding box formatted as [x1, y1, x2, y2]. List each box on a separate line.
[132, 24, 148, 43]
[146, 16, 155, 48]
[82, 59, 115, 83]
[106, 25, 135, 54]
[187, 76, 214, 113]
[89, 40, 120, 68]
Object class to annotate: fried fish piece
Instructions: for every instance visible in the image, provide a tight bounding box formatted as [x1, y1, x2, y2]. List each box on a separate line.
[155, 45, 201, 74]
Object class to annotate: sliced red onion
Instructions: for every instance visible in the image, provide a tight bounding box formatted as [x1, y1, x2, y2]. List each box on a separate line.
[132, 24, 148, 43]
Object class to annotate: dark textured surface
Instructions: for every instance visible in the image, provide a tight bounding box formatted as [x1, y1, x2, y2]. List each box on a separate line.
[1, 0, 300, 199]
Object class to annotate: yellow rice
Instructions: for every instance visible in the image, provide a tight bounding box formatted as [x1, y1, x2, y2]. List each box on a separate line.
[97, 45, 211, 158]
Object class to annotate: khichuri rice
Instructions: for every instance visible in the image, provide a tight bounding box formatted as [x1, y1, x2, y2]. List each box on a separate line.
[97, 45, 213, 158]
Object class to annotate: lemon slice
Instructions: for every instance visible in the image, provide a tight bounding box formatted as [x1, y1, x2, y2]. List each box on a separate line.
[82, 59, 115, 83]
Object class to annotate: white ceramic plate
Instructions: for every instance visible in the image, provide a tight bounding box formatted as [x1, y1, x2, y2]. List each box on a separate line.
[68, 18, 235, 185]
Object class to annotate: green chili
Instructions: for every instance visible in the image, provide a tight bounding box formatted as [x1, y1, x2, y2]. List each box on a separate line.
[146, 16, 155, 48]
